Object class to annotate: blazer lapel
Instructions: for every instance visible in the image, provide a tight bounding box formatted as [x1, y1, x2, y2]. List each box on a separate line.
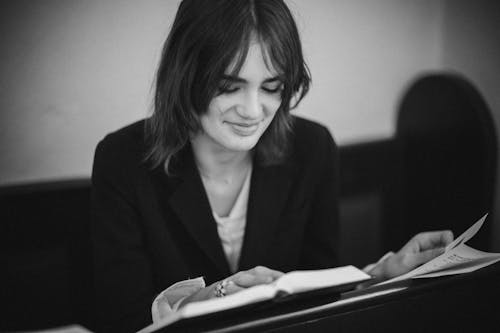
[238, 160, 295, 270]
[166, 147, 231, 276]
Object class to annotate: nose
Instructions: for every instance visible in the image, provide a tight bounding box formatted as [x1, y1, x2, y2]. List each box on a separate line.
[239, 90, 262, 119]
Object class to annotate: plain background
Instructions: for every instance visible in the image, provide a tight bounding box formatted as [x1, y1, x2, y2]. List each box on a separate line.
[1, 0, 499, 249]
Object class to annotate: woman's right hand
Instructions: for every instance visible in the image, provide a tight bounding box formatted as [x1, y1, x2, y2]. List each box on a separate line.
[180, 266, 283, 307]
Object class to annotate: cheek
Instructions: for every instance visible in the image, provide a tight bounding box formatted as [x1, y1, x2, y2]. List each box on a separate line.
[208, 95, 235, 115]
[206, 99, 225, 118]
[208, 94, 281, 119]
[262, 95, 281, 116]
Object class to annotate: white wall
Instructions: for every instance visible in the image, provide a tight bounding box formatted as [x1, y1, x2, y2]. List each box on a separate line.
[0, 0, 177, 184]
[290, 0, 444, 143]
[0, 0, 444, 185]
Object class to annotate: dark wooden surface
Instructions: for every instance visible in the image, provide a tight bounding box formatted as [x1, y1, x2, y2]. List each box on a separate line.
[154, 262, 500, 333]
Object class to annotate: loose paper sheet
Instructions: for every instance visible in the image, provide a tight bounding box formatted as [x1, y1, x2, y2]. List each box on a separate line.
[379, 213, 500, 285]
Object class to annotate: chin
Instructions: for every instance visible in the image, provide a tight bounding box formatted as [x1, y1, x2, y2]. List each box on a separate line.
[226, 140, 258, 152]
[223, 135, 260, 152]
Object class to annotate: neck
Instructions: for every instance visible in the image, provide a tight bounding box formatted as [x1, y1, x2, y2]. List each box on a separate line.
[191, 135, 252, 181]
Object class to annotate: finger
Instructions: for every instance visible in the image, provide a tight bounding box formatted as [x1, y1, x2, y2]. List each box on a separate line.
[409, 247, 446, 267]
[252, 266, 284, 280]
[402, 230, 454, 253]
[224, 280, 244, 296]
[441, 230, 454, 245]
[228, 266, 284, 288]
[417, 230, 454, 250]
[232, 272, 273, 287]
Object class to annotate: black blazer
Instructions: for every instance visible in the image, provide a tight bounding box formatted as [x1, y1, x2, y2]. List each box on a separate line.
[90, 116, 339, 332]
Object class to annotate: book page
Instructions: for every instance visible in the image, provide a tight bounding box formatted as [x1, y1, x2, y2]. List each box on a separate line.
[138, 284, 277, 333]
[182, 283, 277, 317]
[276, 265, 371, 294]
[184, 266, 370, 316]
[138, 266, 371, 333]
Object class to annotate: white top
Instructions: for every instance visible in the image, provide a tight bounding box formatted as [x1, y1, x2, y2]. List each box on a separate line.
[151, 165, 252, 323]
[212, 163, 252, 273]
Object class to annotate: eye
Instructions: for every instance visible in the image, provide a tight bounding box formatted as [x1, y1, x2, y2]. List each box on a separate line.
[262, 83, 284, 94]
[217, 82, 240, 95]
[219, 86, 240, 94]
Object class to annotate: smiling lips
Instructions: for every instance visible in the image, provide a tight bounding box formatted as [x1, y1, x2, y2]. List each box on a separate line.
[225, 120, 260, 136]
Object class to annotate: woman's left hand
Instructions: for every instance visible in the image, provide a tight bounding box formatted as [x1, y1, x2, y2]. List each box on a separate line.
[370, 230, 454, 281]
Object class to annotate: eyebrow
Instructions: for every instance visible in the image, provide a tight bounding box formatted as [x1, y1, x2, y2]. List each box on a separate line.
[220, 74, 283, 84]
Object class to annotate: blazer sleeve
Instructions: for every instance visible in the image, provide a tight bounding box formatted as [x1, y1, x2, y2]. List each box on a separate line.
[90, 137, 155, 332]
[299, 126, 340, 269]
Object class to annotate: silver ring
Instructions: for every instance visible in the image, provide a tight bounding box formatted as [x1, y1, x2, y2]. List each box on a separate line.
[215, 279, 229, 297]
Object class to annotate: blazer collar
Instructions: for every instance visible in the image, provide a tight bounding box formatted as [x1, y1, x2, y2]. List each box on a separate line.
[238, 157, 296, 270]
[165, 145, 231, 276]
[160, 144, 296, 275]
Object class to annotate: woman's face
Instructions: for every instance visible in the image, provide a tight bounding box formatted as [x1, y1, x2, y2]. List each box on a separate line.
[196, 42, 283, 154]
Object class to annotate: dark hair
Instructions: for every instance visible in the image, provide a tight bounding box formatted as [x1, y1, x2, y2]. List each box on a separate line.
[145, 0, 311, 172]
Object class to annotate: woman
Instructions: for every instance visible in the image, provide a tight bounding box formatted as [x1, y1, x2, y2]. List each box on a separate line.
[90, 0, 453, 332]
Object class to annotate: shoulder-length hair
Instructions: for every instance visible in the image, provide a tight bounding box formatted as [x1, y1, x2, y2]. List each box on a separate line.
[145, 0, 311, 173]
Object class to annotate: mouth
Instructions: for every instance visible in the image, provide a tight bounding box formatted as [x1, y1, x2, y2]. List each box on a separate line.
[225, 121, 260, 136]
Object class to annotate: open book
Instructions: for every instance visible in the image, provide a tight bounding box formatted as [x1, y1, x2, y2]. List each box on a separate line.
[379, 213, 500, 285]
[138, 265, 370, 333]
